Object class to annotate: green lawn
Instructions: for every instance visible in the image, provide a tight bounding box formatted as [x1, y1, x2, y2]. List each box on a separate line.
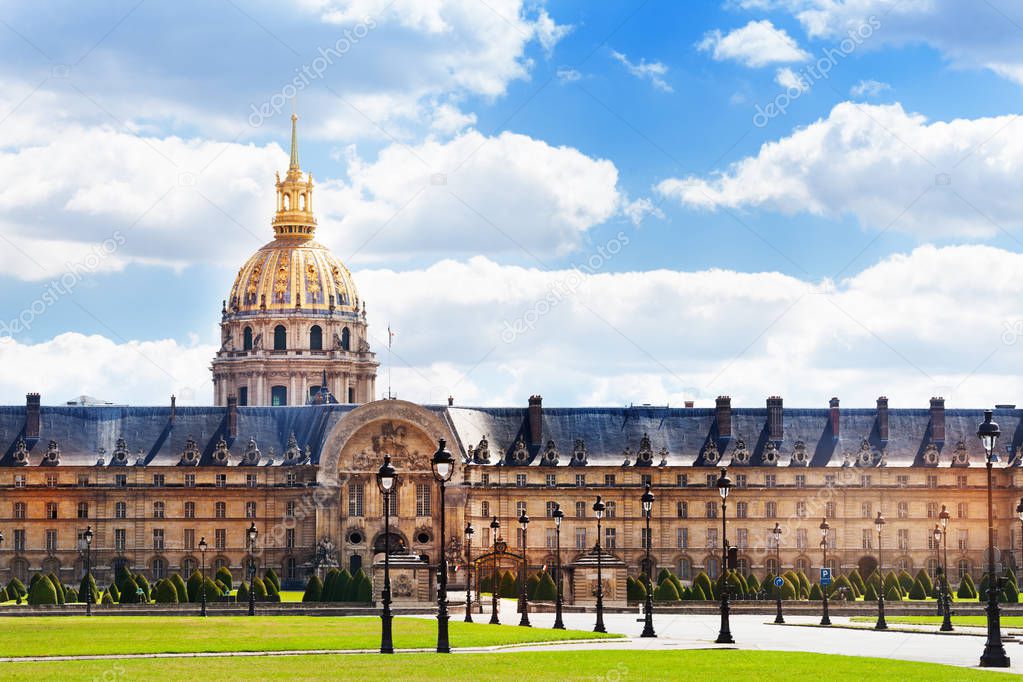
[851, 615, 1023, 628]
[0, 616, 618, 657]
[1, 650, 1014, 681]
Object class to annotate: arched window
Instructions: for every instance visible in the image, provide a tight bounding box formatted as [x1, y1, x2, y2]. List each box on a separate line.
[152, 557, 166, 580]
[299, 193, 306, 210]
[706, 556, 720, 579]
[10, 558, 28, 582]
[271, 386, 287, 406]
[274, 325, 287, 351]
[795, 557, 810, 574]
[310, 325, 322, 351]
[957, 559, 971, 580]
[341, 327, 350, 351]
[765, 557, 780, 576]
[182, 557, 197, 576]
[214, 557, 229, 571]
[243, 326, 253, 351]
[283, 194, 290, 210]
[678, 556, 692, 580]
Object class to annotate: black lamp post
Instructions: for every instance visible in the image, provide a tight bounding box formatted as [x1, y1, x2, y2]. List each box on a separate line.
[819, 518, 830, 626]
[464, 522, 474, 623]
[377, 454, 396, 654]
[939, 504, 952, 632]
[83, 525, 93, 616]
[874, 511, 887, 630]
[246, 522, 258, 616]
[431, 439, 454, 654]
[1016, 498, 1023, 592]
[640, 483, 656, 638]
[517, 511, 531, 627]
[772, 522, 784, 624]
[552, 503, 565, 630]
[198, 536, 208, 617]
[977, 410, 1009, 668]
[715, 467, 734, 644]
[933, 524, 944, 615]
[593, 495, 606, 634]
[489, 516, 500, 625]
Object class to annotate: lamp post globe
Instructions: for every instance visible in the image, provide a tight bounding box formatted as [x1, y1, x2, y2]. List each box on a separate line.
[431, 438, 455, 653]
[517, 511, 531, 627]
[83, 525, 93, 616]
[874, 511, 886, 630]
[464, 522, 475, 623]
[552, 503, 565, 630]
[246, 522, 258, 616]
[198, 536, 208, 617]
[489, 516, 501, 625]
[977, 410, 1009, 668]
[593, 495, 606, 633]
[715, 467, 734, 644]
[377, 454, 397, 653]
[640, 483, 656, 638]
[819, 518, 830, 626]
[772, 522, 784, 624]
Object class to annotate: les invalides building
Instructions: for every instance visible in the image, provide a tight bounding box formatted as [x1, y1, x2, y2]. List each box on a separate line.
[0, 118, 1021, 599]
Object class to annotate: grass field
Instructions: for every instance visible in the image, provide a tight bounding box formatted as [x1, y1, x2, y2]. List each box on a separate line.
[1, 650, 1014, 681]
[851, 615, 1023, 628]
[0, 616, 618, 657]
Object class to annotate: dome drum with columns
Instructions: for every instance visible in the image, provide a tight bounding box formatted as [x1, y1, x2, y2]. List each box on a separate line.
[212, 115, 378, 407]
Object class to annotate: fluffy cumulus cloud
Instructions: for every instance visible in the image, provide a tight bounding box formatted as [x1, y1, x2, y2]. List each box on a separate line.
[850, 79, 890, 97]
[9, 245, 1023, 407]
[656, 101, 1023, 238]
[610, 50, 672, 92]
[698, 20, 810, 67]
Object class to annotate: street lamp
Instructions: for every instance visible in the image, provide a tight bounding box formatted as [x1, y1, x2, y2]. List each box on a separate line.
[593, 495, 606, 634]
[83, 525, 93, 616]
[517, 511, 531, 627]
[552, 503, 565, 630]
[939, 504, 952, 632]
[640, 483, 656, 638]
[1016, 498, 1023, 592]
[464, 522, 474, 623]
[246, 522, 258, 616]
[819, 518, 830, 626]
[933, 524, 944, 615]
[715, 467, 734, 644]
[874, 511, 886, 630]
[198, 536, 208, 617]
[431, 438, 455, 654]
[977, 410, 1009, 668]
[377, 454, 396, 653]
[489, 516, 500, 625]
[772, 522, 784, 624]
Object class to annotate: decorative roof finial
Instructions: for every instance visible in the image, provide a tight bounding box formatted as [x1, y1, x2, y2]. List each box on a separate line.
[289, 110, 300, 172]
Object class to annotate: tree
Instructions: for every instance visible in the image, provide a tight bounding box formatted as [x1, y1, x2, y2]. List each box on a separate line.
[6, 578, 26, 599]
[653, 580, 680, 601]
[690, 583, 707, 600]
[120, 575, 141, 604]
[28, 576, 58, 605]
[914, 569, 933, 597]
[108, 583, 120, 603]
[525, 573, 541, 600]
[808, 583, 823, 600]
[264, 568, 281, 592]
[848, 569, 867, 596]
[79, 572, 98, 605]
[154, 580, 179, 603]
[864, 581, 879, 603]
[499, 570, 518, 598]
[101, 591, 114, 605]
[694, 572, 715, 602]
[252, 577, 268, 600]
[200, 577, 221, 604]
[885, 583, 902, 601]
[135, 574, 151, 602]
[908, 578, 928, 600]
[215, 566, 233, 591]
[170, 574, 189, 604]
[237, 582, 250, 603]
[534, 572, 557, 601]
[303, 575, 324, 602]
[958, 575, 976, 599]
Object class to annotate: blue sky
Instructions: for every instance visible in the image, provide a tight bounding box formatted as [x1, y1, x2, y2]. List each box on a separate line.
[2, 0, 1023, 408]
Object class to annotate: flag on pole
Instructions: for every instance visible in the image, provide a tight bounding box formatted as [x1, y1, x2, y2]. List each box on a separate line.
[388, 325, 396, 348]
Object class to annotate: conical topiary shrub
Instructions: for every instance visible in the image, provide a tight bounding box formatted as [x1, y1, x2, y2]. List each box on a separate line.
[864, 581, 879, 602]
[747, 573, 761, 595]
[908, 578, 927, 600]
[101, 591, 114, 605]
[499, 570, 518, 598]
[264, 568, 281, 592]
[690, 583, 707, 600]
[534, 572, 557, 601]
[108, 583, 120, 603]
[79, 572, 98, 604]
[848, 569, 866, 596]
[958, 575, 976, 599]
[657, 568, 672, 585]
[6, 578, 26, 600]
[334, 569, 353, 602]
[347, 569, 369, 602]
[303, 575, 323, 602]
[322, 568, 340, 602]
[120, 575, 141, 604]
[885, 583, 902, 601]
[897, 570, 914, 595]
[654, 579, 680, 601]
[780, 576, 797, 600]
[694, 572, 715, 602]
[186, 571, 202, 602]
[155, 579, 178, 603]
[215, 566, 233, 591]
[914, 569, 933, 597]
[808, 583, 823, 600]
[135, 574, 151, 602]
[170, 574, 188, 603]
[28, 575, 58, 605]
[525, 573, 541, 600]
[237, 582, 250, 603]
[200, 576, 221, 603]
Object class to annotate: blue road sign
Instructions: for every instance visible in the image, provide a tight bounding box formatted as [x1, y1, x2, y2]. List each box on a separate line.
[820, 568, 832, 586]
[773, 577, 784, 587]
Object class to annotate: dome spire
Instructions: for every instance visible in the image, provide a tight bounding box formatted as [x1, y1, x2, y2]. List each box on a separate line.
[288, 112, 300, 173]
[273, 110, 316, 240]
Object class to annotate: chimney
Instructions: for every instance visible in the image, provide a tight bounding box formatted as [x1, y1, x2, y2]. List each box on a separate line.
[930, 396, 945, 443]
[877, 396, 889, 442]
[684, 400, 694, 408]
[767, 396, 783, 440]
[227, 395, 238, 441]
[715, 396, 732, 439]
[25, 393, 40, 439]
[527, 395, 543, 445]
[447, 395, 454, 407]
[829, 397, 840, 439]
[170, 395, 177, 425]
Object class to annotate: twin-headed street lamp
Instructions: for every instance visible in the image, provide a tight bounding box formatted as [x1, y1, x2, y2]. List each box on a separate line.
[431, 439, 455, 654]
[464, 522, 474, 623]
[246, 522, 258, 616]
[772, 522, 784, 624]
[552, 503, 565, 630]
[715, 467, 734, 644]
[83, 525, 93, 616]
[593, 495, 606, 634]
[517, 511, 531, 627]
[640, 483, 656, 638]
[819, 518, 830, 626]
[198, 536, 208, 617]
[377, 454, 396, 654]
[938, 504, 952, 632]
[977, 410, 1009, 668]
[874, 511, 887, 630]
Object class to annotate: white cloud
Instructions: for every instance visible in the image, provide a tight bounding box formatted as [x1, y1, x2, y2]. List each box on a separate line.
[14, 244, 1023, 408]
[698, 20, 810, 67]
[556, 67, 582, 84]
[610, 50, 673, 92]
[430, 103, 477, 135]
[656, 101, 1023, 238]
[622, 197, 666, 225]
[850, 79, 891, 97]
[775, 66, 809, 92]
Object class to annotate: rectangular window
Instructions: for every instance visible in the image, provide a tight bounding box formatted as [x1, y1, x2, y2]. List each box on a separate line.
[286, 528, 295, 549]
[77, 502, 89, 519]
[115, 474, 127, 487]
[705, 501, 718, 518]
[575, 527, 587, 550]
[545, 528, 556, 549]
[897, 501, 908, 519]
[385, 489, 398, 517]
[215, 502, 226, 519]
[416, 483, 432, 517]
[46, 502, 57, 520]
[575, 501, 586, 518]
[575, 474, 585, 487]
[796, 528, 807, 550]
[957, 475, 968, 489]
[897, 475, 909, 487]
[764, 474, 776, 488]
[824, 474, 836, 487]
[957, 502, 967, 519]
[546, 473, 556, 488]
[215, 528, 226, 550]
[516, 527, 526, 548]
[825, 501, 836, 519]
[546, 501, 558, 517]
[604, 474, 616, 487]
[677, 527, 688, 549]
[706, 474, 716, 487]
[480, 473, 490, 487]
[706, 527, 718, 549]
[605, 501, 616, 519]
[115, 501, 127, 519]
[604, 527, 616, 549]
[348, 483, 364, 517]
[957, 529, 968, 551]
[246, 473, 258, 488]
[77, 474, 89, 487]
[515, 474, 527, 488]
[862, 528, 873, 550]
[795, 475, 805, 489]
[765, 501, 777, 519]
[13, 529, 25, 552]
[897, 528, 909, 551]
[114, 528, 126, 552]
[516, 501, 526, 517]
[153, 501, 165, 519]
[735, 501, 748, 519]
[677, 474, 688, 487]
[184, 528, 195, 550]
[480, 500, 490, 518]
[736, 527, 748, 549]
[216, 474, 227, 488]
[245, 501, 257, 519]
[14, 474, 25, 488]
[927, 502, 938, 519]
[287, 501, 296, 517]
[153, 474, 165, 487]
[641, 474, 652, 487]
[45, 474, 58, 487]
[184, 501, 195, 519]
[861, 475, 871, 488]
[153, 529, 164, 551]
[44, 529, 57, 551]
[927, 475, 938, 488]
[184, 473, 195, 488]
[795, 501, 807, 518]
[861, 502, 872, 519]
[13, 502, 25, 520]
[677, 501, 688, 518]
[735, 474, 747, 488]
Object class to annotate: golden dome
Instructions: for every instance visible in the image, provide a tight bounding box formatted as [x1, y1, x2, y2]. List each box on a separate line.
[225, 114, 359, 316]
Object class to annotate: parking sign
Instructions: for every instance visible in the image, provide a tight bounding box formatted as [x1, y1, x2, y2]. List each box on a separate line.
[820, 568, 832, 586]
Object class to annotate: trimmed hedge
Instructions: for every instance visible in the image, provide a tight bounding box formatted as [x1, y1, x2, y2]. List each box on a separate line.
[499, 570, 518, 599]
[28, 575, 58, 605]
[627, 576, 646, 602]
[187, 571, 202, 603]
[237, 582, 250, 603]
[808, 583, 823, 601]
[154, 580, 179, 604]
[534, 572, 557, 601]
[264, 568, 281, 592]
[525, 573, 540, 600]
[908, 578, 928, 600]
[79, 573, 98, 605]
[171, 574, 189, 603]
[654, 579, 680, 601]
[958, 576, 977, 599]
[6, 578, 26, 599]
[914, 569, 933, 597]
[216, 566, 233, 590]
[303, 575, 323, 602]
